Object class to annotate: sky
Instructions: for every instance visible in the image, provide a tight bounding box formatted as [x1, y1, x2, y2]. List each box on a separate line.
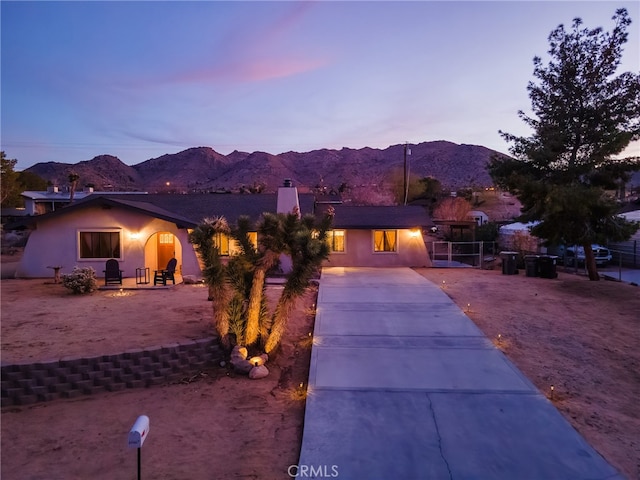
[2, 1, 639, 171]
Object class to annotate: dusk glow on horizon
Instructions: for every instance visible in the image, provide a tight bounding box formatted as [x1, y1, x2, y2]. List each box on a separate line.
[2, 1, 639, 170]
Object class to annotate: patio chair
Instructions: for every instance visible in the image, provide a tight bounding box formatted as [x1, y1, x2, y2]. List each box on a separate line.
[103, 259, 123, 285]
[154, 258, 177, 286]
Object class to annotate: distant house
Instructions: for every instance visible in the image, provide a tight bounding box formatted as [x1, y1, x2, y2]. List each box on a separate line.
[21, 186, 148, 215]
[15, 183, 433, 279]
[469, 210, 489, 226]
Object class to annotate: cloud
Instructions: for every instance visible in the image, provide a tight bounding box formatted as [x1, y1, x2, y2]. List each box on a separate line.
[169, 2, 330, 85]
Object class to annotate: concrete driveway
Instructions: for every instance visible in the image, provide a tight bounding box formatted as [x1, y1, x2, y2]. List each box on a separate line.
[297, 267, 621, 479]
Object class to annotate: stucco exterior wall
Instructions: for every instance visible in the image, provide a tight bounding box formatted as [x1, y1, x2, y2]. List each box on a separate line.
[16, 207, 201, 279]
[324, 229, 431, 268]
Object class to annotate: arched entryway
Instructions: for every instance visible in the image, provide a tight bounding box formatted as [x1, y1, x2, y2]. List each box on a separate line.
[144, 231, 183, 273]
[157, 231, 175, 270]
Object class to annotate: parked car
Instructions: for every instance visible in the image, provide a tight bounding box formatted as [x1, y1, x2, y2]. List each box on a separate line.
[565, 245, 612, 267]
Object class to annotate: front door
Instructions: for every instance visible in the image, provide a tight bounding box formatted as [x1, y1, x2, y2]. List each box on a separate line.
[157, 232, 175, 270]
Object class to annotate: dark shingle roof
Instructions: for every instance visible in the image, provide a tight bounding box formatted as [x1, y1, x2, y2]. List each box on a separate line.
[22, 192, 431, 231]
[30, 196, 198, 228]
[39, 193, 315, 228]
[321, 205, 431, 229]
[116, 193, 316, 225]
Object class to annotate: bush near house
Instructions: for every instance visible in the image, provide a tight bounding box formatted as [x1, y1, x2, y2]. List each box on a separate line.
[62, 266, 98, 294]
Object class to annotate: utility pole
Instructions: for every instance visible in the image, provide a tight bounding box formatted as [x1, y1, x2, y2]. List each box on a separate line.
[403, 142, 411, 205]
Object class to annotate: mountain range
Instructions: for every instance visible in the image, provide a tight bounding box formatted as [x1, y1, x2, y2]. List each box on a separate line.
[26, 141, 503, 200]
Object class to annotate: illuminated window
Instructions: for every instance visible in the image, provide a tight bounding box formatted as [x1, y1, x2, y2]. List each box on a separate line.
[229, 232, 258, 255]
[159, 233, 173, 244]
[213, 232, 230, 256]
[79, 231, 121, 259]
[373, 230, 397, 252]
[327, 230, 345, 252]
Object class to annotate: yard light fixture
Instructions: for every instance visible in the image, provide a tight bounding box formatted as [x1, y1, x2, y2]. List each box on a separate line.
[249, 356, 264, 367]
[550, 385, 555, 400]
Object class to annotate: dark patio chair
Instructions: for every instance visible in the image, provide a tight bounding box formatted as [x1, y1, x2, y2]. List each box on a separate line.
[103, 259, 123, 285]
[154, 258, 177, 286]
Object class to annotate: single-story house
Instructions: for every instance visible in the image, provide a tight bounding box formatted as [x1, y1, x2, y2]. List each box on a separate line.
[20, 186, 150, 215]
[15, 183, 433, 279]
[320, 205, 432, 267]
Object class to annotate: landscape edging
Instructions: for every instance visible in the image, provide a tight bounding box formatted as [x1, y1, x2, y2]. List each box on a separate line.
[1, 337, 221, 407]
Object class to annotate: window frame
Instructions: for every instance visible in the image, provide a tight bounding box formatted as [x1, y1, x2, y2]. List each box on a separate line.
[373, 229, 398, 253]
[77, 229, 123, 260]
[327, 229, 346, 253]
[213, 232, 230, 256]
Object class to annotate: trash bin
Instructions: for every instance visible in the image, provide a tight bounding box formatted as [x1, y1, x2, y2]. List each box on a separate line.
[538, 255, 558, 279]
[525, 255, 540, 277]
[500, 251, 518, 275]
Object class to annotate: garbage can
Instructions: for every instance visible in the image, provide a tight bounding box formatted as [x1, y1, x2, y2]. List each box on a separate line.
[538, 255, 558, 279]
[500, 251, 518, 275]
[525, 255, 540, 277]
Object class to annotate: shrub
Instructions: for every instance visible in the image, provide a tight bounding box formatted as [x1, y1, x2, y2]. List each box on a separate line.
[62, 266, 97, 294]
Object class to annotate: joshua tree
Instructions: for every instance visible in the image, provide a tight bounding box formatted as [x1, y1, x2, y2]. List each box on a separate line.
[190, 207, 333, 355]
[244, 212, 284, 347]
[264, 209, 333, 354]
[189, 217, 233, 348]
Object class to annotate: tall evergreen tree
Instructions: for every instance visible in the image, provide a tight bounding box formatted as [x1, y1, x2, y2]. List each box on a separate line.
[489, 9, 640, 280]
[1, 152, 20, 207]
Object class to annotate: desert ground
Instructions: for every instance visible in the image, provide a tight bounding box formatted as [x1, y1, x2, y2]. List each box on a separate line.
[2, 260, 639, 479]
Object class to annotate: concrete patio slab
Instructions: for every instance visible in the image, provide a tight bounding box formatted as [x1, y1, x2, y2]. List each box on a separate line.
[431, 392, 623, 480]
[318, 285, 442, 304]
[315, 304, 483, 337]
[299, 390, 451, 480]
[311, 346, 536, 392]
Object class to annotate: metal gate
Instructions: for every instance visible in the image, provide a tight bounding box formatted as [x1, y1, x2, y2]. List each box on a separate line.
[430, 241, 498, 268]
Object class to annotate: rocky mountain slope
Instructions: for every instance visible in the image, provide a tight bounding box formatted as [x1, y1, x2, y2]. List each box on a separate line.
[25, 142, 503, 197]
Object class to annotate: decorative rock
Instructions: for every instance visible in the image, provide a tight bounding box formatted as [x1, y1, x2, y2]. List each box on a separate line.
[219, 360, 226, 367]
[249, 365, 269, 379]
[231, 346, 248, 360]
[182, 275, 199, 284]
[259, 353, 268, 363]
[231, 359, 253, 374]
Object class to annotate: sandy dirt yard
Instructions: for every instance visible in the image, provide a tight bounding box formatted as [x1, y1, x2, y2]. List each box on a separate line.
[1, 273, 316, 480]
[2, 263, 639, 479]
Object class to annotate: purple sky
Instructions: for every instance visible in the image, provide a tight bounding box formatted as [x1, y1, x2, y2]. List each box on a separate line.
[2, 1, 639, 170]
